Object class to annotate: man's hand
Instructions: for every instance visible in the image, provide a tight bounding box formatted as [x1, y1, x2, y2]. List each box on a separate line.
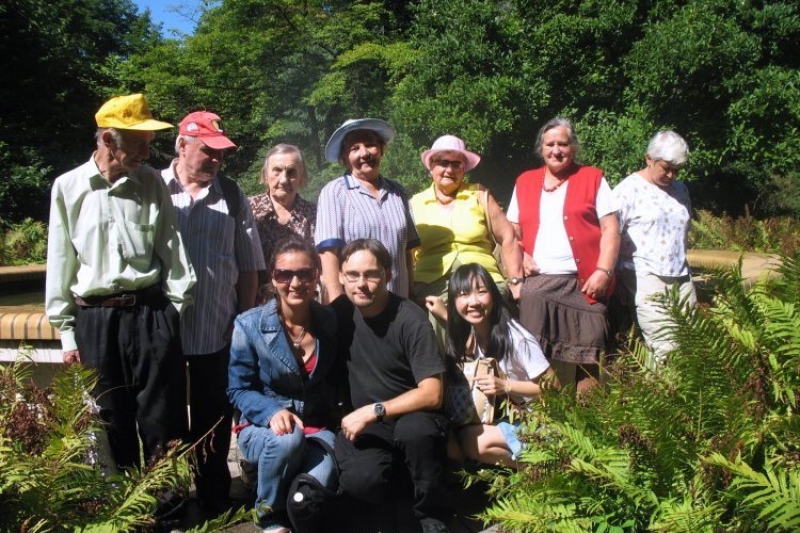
[63, 349, 81, 366]
[269, 409, 304, 436]
[340, 404, 378, 441]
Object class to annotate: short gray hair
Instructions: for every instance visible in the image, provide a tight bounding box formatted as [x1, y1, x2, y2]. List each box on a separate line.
[95, 128, 123, 146]
[646, 131, 689, 167]
[174, 134, 199, 154]
[535, 117, 579, 158]
[261, 144, 308, 189]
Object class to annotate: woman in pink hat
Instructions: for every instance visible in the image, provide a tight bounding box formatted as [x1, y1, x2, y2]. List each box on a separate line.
[411, 135, 523, 351]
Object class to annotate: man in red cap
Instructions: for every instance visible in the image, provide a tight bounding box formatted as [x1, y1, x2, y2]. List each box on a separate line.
[162, 111, 265, 517]
[46, 94, 196, 470]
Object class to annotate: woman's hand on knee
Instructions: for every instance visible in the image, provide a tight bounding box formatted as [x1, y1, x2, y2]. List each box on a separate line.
[269, 409, 304, 436]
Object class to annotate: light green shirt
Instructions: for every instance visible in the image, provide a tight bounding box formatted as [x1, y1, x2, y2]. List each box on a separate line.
[45, 154, 196, 352]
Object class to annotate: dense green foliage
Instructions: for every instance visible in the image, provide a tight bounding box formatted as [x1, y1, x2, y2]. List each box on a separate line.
[0, 218, 48, 266]
[690, 208, 800, 255]
[0, 359, 248, 532]
[2, 0, 799, 222]
[472, 256, 800, 532]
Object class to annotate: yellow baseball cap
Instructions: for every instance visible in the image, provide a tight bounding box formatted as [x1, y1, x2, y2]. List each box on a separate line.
[95, 94, 173, 130]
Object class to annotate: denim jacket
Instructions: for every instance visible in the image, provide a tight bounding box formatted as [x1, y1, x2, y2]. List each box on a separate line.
[227, 298, 339, 429]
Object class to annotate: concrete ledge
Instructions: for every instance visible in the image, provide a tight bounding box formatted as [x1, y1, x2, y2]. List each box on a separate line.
[0, 264, 47, 283]
[688, 250, 781, 288]
[0, 340, 62, 364]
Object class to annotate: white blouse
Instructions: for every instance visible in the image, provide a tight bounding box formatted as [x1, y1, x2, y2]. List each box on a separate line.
[614, 173, 692, 277]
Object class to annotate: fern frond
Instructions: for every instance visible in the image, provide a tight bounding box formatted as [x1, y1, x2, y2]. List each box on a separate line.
[706, 453, 800, 531]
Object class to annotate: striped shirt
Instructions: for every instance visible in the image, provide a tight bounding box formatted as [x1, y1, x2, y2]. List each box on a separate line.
[163, 163, 265, 355]
[315, 173, 420, 297]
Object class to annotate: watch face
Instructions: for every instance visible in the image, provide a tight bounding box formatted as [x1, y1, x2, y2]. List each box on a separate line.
[374, 403, 385, 417]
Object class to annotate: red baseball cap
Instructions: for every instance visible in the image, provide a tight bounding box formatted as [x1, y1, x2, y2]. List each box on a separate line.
[178, 111, 237, 150]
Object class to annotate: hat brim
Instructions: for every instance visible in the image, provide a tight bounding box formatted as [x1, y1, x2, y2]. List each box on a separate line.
[199, 135, 238, 150]
[421, 148, 481, 173]
[121, 119, 174, 131]
[324, 118, 396, 163]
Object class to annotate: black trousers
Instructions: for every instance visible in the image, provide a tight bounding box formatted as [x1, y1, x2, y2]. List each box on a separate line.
[186, 348, 234, 512]
[334, 411, 451, 527]
[76, 297, 187, 470]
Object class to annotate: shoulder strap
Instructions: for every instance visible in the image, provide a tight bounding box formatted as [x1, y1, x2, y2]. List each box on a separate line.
[216, 173, 241, 218]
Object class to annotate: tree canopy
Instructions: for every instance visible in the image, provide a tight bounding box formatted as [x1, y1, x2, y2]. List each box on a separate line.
[3, 0, 800, 223]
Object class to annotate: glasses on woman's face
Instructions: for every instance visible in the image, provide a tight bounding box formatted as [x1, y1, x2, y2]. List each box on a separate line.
[433, 159, 464, 170]
[273, 268, 317, 284]
[342, 271, 383, 284]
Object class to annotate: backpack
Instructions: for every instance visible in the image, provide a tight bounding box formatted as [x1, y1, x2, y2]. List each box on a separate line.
[286, 473, 341, 533]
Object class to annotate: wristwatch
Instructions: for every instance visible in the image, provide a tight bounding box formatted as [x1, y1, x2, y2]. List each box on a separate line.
[508, 277, 523, 286]
[373, 402, 386, 422]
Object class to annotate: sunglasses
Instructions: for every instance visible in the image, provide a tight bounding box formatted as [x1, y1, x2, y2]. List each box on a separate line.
[272, 268, 317, 284]
[433, 159, 464, 170]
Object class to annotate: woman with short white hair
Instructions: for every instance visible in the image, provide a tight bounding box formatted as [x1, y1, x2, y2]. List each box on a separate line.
[614, 130, 696, 364]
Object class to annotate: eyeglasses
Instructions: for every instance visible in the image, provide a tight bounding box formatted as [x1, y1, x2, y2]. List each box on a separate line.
[273, 268, 317, 284]
[433, 159, 464, 170]
[342, 271, 383, 284]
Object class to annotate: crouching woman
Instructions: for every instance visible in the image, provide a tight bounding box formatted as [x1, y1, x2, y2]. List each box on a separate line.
[429, 263, 558, 467]
[228, 237, 339, 533]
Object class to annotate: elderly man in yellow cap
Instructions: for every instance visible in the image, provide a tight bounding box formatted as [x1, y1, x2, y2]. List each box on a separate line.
[161, 111, 264, 516]
[45, 94, 196, 470]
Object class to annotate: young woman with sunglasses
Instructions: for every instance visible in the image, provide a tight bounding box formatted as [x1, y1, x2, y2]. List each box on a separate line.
[228, 236, 340, 533]
[427, 263, 557, 467]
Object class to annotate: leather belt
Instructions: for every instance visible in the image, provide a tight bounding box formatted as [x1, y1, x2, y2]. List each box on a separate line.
[74, 285, 161, 308]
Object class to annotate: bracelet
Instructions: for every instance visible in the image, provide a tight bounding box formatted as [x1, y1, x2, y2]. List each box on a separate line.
[595, 267, 613, 279]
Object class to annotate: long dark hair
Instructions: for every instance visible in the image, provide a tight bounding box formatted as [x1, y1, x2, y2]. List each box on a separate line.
[445, 263, 515, 364]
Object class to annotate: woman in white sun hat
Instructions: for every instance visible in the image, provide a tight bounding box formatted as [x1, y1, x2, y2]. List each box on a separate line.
[315, 118, 419, 303]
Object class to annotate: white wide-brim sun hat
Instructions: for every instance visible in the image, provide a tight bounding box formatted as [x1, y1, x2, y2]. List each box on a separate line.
[324, 118, 396, 163]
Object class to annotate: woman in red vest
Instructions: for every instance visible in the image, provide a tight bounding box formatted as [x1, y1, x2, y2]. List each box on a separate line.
[506, 117, 620, 391]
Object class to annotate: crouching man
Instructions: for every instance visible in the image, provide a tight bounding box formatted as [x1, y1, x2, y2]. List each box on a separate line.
[331, 239, 452, 533]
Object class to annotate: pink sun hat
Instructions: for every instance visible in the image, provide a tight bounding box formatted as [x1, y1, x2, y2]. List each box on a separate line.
[421, 135, 481, 172]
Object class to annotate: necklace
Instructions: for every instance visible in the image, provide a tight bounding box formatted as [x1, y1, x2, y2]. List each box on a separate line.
[435, 191, 457, 205]
[543, 175, 568, 193]
[289, 326, 306, 350]
[279, 309, 308, 350]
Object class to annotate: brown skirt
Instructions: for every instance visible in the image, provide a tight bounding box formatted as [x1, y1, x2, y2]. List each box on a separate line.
[519, 275, 609, 364]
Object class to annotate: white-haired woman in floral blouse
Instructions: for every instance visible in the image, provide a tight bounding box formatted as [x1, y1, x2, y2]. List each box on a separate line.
[614, 130, 696, 364]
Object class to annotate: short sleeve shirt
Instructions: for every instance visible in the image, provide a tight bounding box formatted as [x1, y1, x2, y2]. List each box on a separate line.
[315, 173, 420, 297]
[614, 173, 692, 276]
[475, 320, 550, 403]
[506, 177, 616, 274]
[332, 293, 444, 409]
[163, 163, 265, 354]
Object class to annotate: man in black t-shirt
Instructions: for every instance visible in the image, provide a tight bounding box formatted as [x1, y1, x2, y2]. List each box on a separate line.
[331, 239, 451, 533]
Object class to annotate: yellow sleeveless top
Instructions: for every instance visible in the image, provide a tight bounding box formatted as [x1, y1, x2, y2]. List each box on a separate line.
[411, 183, 503, 284]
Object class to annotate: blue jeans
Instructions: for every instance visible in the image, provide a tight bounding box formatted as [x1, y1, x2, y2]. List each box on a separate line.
[238, 424, 336, 527]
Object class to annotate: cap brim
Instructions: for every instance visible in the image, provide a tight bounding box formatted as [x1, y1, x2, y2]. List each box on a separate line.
[324, 118, 396, 163]
[421, 148, 481, 172]
[123, 119, 174, 131]
[200, 135, 238, 150]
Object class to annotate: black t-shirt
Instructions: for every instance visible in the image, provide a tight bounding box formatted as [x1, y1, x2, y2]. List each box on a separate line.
[331, 293, 445, 410]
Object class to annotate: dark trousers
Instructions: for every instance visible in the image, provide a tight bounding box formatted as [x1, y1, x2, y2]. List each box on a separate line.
[334, 411, 451, 527]
[186, 348, 234, 512]
[76, 298, 187, 470]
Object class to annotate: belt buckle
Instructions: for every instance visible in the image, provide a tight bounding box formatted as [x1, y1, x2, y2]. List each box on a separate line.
[119, 293, 137, 306]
